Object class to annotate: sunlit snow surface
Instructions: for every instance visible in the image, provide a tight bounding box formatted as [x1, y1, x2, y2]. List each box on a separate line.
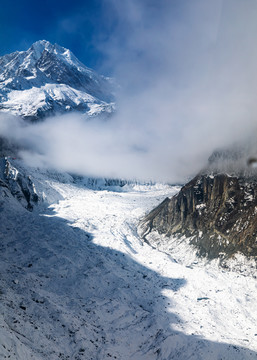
[0, 40, 115, 119]
[0, 162, 257, 359]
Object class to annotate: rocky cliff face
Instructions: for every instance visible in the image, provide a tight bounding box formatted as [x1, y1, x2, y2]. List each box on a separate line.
[140, 173, 257, 260]
[0, 157, 38, 211]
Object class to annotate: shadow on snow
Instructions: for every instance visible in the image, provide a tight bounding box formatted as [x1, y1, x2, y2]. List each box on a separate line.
[0, 200, 256, 360]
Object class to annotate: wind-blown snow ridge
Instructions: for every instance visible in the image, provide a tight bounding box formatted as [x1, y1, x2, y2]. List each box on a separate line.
[0, 40, 115, 119]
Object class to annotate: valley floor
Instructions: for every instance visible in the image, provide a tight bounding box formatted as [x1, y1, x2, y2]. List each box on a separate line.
[0, 172, 257, 359]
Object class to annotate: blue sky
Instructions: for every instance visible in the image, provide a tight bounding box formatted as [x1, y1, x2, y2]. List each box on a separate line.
[0, 0, 110, 71]
[0, 0, 189, 76]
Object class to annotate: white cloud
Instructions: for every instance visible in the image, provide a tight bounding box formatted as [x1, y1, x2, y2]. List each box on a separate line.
[2, 0, 257, 182]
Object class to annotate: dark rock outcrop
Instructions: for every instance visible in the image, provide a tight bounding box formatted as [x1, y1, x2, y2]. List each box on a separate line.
[0, 157, 38, 211]
[141, 173, 257, 259]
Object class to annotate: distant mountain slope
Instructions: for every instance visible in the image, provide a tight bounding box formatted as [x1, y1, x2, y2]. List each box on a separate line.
[0, 40, 115, 120]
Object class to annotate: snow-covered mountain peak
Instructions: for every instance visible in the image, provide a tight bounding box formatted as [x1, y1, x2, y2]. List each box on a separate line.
[0, 40, 115, 119]
[29, 39, 53, 55]
[27, 40, 84, 71]
[30, 39, 52, 51]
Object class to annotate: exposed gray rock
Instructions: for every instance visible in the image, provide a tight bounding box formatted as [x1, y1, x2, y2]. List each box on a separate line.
[0, 157, 38, 211]
[141, 172, 257, 260]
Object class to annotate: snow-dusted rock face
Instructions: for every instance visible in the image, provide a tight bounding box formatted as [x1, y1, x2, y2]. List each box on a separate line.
[0, 157, 38, 211]
[0, 40, 115, 120]
[140, 173, 257, 260]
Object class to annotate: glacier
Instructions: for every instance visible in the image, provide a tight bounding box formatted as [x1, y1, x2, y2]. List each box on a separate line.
[0, 40, 256, 359]
[0, 158, 256, 359]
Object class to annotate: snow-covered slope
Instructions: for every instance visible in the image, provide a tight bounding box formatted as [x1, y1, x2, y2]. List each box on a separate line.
[0, 159, 257, 359]
[0, 40, 115, 119]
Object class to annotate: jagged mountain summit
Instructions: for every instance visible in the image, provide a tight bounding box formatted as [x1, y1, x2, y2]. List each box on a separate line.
[0, 40, 115, 120]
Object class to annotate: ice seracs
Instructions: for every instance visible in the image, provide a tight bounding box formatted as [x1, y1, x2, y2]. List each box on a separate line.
[0, 158, 257, 359]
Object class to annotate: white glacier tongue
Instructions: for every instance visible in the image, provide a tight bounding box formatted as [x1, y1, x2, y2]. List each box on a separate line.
[0, 160, 257, 359]
[0, 40, 115, 119]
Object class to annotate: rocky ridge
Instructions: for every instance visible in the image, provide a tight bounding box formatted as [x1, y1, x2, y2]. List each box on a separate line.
[140, 170, 257, 262]
[0, 157, 38, 211]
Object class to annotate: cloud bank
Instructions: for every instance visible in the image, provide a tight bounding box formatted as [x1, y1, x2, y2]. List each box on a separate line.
[2, 0, 257, 182]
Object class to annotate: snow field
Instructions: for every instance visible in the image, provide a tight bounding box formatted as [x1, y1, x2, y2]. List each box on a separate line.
[0, 171, 257, 359]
